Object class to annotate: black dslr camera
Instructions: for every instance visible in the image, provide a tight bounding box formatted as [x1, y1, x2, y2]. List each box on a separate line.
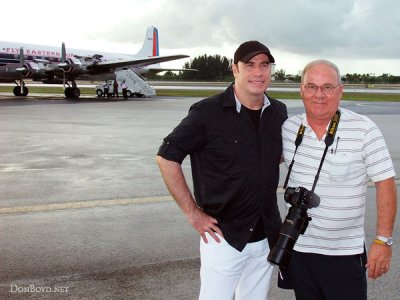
[267, 186, 320, 268]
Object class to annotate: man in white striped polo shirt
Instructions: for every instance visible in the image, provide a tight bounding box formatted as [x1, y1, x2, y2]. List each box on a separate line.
[281, 59, 397, 299]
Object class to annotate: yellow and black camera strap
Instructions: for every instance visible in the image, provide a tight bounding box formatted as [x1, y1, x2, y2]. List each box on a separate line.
[283, 110, 341, 191]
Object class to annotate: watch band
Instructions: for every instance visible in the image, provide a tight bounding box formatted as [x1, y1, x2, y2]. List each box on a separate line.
[373, 239, 386, 245]
[376, 235, 394, 246]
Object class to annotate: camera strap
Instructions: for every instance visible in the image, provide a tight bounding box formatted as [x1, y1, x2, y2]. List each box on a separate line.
[283, 124, 305, 189]
[283, 110, 341, 191]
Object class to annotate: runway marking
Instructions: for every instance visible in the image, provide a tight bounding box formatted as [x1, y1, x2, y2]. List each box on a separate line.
[0, 181, 398, 215]
[356, 102, 388, 108]
[0, 196, 173, 214]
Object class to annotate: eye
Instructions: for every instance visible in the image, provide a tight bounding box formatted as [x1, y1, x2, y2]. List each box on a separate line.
[322, 85, 335, 92]
[244, 62, 255, 68]
[305, 84, 317, 91]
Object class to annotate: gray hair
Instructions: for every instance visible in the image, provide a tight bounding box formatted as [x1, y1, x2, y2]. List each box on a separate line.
[301, 59, 341, 84]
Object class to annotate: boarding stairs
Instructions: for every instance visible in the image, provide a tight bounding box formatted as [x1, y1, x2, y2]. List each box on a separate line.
[114, 69, 156, 97]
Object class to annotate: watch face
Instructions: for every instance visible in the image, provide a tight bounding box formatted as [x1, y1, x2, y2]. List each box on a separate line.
[387, 237, 394, 246]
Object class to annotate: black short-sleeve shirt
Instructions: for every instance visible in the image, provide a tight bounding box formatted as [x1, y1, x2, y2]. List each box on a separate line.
[158, 84, 288, 251]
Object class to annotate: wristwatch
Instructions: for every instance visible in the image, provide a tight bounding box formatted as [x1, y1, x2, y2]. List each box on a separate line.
[375, 235, 394, 246]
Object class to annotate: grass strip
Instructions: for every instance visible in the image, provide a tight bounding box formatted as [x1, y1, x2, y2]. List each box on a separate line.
[155, 89, 400, 102]
[1, 86, 399, 102]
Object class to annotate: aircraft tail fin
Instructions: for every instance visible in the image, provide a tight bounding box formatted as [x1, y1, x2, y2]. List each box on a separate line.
[135, 26, 159, 58]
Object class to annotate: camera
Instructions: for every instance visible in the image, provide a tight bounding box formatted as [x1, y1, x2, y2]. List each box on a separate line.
[267, 186, 320, 268]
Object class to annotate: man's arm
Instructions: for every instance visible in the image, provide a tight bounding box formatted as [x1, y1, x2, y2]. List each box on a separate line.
[366, 177, 397, 279]
[156, 155, 223, 243]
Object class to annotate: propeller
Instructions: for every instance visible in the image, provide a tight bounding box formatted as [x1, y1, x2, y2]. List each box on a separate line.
[59, 42, 67, 90]
[15, 47, 25, 94]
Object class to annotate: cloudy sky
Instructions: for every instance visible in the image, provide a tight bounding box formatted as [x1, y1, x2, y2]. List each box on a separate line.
[2, 0, 399, 76]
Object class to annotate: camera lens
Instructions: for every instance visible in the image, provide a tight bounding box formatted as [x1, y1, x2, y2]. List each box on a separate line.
[267, 187, 319, 268]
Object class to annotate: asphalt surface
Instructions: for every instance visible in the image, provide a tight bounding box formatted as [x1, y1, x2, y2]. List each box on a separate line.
[0, 95, 399, 299]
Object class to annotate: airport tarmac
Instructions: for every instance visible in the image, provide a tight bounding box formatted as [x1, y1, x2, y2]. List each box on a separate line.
[0, 96, 399, 299]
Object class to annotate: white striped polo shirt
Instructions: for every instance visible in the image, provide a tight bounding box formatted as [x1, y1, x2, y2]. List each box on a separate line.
[282, 107, 396, 255]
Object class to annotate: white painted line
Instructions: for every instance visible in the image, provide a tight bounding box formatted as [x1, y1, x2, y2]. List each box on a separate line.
[0, 196, 173, 214]
[1, 180, 397, 215]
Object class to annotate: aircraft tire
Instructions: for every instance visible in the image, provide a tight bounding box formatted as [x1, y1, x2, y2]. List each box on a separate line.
[13, 86, 28, 96]
[22, 87, 29, 96]
[71, 88, 80, 99]
[96, 89, 103, 97]
[65, 87, 72, 98]
[126, 90, 133, 98]
[13, 86, 21, 96]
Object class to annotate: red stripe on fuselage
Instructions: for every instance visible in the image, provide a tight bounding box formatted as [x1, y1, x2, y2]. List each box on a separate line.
[153, 30, 157, 56]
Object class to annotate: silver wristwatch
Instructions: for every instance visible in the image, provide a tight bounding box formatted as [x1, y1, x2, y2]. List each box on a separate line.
[376, 235, 394, 246]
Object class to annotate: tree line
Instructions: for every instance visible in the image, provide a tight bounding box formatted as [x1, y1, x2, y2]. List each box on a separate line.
[147, 54, 233, 81]
[147, 54, 400, 84]
[274, 69, 400, 84]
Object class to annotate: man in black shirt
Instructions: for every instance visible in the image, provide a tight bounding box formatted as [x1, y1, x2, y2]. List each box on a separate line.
[157, 41, 287, 299]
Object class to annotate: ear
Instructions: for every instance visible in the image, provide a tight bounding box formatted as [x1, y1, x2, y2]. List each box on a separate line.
[299, 84, 305, 99]
[232, 63, 239, 78]
[336, 84, 344, 100]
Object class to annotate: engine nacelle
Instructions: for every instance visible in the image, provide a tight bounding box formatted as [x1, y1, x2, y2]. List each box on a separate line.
[24, 61, 47, 79]
[60, 57, 87, 76]
[2, 61, 47, 79]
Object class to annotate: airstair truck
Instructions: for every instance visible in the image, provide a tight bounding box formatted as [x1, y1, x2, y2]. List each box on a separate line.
[95, 68, 156, 98]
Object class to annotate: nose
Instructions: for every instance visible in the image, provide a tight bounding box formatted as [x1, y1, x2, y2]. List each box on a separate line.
[314, 86, 325, 96]
[253, 65, 263, 76]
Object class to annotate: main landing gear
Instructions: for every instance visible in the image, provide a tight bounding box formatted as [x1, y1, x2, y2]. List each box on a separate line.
[64, 80, 81, 99]
[64, 87, 80, 99]
[13, 85, 29, 96]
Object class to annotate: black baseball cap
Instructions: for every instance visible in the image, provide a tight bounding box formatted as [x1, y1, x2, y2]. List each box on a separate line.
[234, 40, 275, 64]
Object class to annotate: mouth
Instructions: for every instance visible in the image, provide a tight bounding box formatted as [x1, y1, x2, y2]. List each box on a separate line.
[312, 102, 327, 108]
[249, 79, 264, 85]
[312, 98, 326, 105]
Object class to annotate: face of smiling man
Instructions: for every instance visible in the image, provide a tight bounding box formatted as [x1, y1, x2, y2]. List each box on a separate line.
[232, 53, 271, 108]
[301, 63, 343, 126]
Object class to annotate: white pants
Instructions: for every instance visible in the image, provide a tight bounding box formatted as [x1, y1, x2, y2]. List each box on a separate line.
[199, 233, 274, 300]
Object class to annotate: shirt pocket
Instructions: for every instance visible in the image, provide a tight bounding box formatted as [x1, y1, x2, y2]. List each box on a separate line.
[206, 129, 243, 162]
[326, 152, 362, 183]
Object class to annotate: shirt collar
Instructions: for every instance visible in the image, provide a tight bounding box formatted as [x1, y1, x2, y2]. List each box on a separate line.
[301, 108, 342, 128]
[234, 93, 271, 113]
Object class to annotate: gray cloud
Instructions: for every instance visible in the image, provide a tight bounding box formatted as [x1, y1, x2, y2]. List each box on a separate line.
[2, 0, 397, 74]
[100, 0, 399, 61]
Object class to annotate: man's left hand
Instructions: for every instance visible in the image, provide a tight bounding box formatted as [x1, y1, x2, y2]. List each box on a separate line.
[366, 242, 392, 279]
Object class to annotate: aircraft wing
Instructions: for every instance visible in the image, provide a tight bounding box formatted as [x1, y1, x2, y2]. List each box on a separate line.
[88, 54, 189, 72]
[146, 67, 198, 73]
